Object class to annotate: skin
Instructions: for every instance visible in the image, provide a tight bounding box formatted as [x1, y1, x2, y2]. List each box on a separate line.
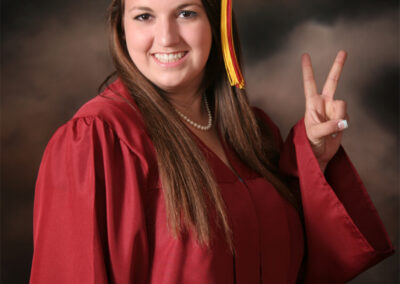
[124, 0, 349, 173]
[123, 0, 233, 170]
[302, 50, 349, 172]
[123, 0, 212, 122]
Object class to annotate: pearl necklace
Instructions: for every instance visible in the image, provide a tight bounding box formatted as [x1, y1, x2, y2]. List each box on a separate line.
[175, 96, 212, 131]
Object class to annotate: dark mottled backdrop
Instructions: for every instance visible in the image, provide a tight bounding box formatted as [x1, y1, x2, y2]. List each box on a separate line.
[1, 0, 398, 283]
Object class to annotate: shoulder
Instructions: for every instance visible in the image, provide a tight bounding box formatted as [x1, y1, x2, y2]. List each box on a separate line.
[39, 79, 159, 189]
[251, 106, 282, 144]
[73, 78, 147, 141]
[47, 79, 153, 159]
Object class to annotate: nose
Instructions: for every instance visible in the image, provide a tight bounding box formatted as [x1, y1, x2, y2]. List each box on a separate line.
[155, 17, 180, 47]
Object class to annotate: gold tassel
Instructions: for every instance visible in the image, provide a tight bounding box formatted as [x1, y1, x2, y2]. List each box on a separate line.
[220, 0, 245, 89]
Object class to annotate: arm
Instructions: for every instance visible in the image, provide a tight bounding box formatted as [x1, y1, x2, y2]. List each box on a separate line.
[281, 117, 395, 283]
[30, 116, 150, 284]
[253, 107, 394, 283]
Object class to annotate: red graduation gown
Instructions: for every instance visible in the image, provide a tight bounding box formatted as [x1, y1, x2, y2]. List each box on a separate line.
[30, 79, 394, 284]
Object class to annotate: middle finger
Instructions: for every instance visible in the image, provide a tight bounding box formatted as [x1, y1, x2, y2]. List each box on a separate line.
[321, 50, 347, 99]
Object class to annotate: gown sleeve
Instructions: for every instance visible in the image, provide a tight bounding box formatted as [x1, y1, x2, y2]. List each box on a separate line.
[253, 107, 395, 284]
[30, 116, 150, 284]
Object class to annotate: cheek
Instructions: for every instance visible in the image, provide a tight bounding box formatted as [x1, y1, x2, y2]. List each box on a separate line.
[201, 25, 212, 51]
[124, 23, 152, 61]
[200, 26, 213, 63]
[188, 23, 212, 59]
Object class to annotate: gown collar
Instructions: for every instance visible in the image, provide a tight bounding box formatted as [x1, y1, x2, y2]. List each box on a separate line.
[108, 78, 261, 184]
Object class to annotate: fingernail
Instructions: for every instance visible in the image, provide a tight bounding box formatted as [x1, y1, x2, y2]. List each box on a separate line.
[332, 133, 338, 138]
[338, 119, 348, 130]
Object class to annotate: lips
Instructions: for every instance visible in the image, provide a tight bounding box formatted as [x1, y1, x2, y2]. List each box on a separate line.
[152, 51, 188, 64]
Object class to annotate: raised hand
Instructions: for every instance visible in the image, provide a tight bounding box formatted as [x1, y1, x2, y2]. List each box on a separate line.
[301, 50, 349, 172]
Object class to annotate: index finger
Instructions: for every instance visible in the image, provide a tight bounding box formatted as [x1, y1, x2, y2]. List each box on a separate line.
[301, 53, 318, 99]
[321, 50, 347, 99]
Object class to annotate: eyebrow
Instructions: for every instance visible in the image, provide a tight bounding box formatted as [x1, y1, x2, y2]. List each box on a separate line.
[128, 3, 202, 13]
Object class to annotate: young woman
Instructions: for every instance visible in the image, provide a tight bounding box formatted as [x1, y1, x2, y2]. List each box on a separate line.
[30, 0, 395, 283]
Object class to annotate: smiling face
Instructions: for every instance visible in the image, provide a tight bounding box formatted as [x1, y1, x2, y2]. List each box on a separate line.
[123, 0, 212, 94]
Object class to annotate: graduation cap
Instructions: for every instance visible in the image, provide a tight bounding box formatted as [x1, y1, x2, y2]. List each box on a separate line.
[221, 0, 245, 89]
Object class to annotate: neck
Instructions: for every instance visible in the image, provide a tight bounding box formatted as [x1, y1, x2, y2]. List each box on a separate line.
[169, 89, 203, 111]
[168, 87, 209, 125]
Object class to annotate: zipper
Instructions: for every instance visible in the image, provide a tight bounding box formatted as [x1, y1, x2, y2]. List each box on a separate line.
[234, 171, 263, 284]
[229, 165, 244, 183]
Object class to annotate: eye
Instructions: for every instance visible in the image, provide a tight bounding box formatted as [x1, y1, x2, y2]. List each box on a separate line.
[134, 13, 152, 21]
[178, 10, 197, 18]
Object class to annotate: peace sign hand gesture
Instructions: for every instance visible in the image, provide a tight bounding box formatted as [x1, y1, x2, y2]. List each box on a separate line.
[302, 50, 349, 172]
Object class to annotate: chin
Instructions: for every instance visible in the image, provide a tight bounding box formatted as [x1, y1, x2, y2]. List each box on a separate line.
[153, 79, 188, 93]
[158, 84, 184, 93]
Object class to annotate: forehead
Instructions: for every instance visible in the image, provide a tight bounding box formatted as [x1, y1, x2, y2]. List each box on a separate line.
[125, 0, 204, 10]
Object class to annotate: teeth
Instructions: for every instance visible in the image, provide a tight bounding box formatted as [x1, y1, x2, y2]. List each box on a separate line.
[154, 52, 186, 63]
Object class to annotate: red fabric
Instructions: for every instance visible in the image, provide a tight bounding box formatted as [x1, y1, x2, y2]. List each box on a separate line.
[30, 79, 394, 283]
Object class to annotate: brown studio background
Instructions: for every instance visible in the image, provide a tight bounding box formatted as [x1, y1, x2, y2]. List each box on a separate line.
[1, 0, 398, 283]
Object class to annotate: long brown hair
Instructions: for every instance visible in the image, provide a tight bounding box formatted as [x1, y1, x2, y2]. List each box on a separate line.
[104, 0, 301, 254]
